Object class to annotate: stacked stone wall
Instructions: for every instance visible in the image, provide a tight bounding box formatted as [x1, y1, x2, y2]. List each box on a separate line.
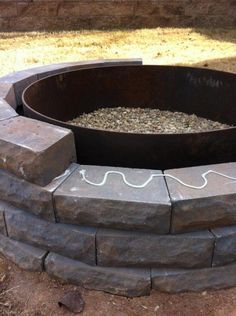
[0, 59, 236, 297]
[0, 1, 235, 31]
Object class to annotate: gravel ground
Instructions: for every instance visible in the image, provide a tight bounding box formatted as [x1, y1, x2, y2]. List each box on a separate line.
[68, 107, 232, 133]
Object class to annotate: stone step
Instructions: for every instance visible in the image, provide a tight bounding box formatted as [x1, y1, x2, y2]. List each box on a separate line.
[0, 116, 76, 186]
[54, 165, 171, 234]
[165, 162, 236, 233]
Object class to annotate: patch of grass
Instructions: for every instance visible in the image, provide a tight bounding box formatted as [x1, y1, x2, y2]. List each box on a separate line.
[0, 28, 235, 76]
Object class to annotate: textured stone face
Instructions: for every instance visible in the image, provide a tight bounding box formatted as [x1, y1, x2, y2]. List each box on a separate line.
[0, 99, 17, 121]
[0, 82, 16, 108]
[5, 209, 96, 265]
[0, 116, 76, 186]
[0, 169, 55, 220]
[0, 233, 46, 272]
[45, 252, 151, 297]
[165, 162, 236, 233]
[54, 165, 171, 233]
[0, 164, 78, 220]
[212, 226, 236, 267]
[97, 229, 214, 268]
[151, 263, 236, 293]
[0, 70, 37, 105]
[0, 1, 234, 31]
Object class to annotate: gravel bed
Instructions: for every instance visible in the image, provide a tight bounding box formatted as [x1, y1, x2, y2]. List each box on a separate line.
[68, 107, 232, 133]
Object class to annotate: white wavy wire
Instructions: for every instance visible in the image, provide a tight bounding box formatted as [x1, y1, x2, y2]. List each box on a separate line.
[79, 169, 236, 190]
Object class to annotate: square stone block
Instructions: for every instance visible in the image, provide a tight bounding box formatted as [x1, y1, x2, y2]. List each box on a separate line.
[212, 226, 236, 267]
[97, 228, 214, 268]
[165, 162, 236, 233]
[0, 99, 17, 121]
[0, 70, 37, 105]
[0, 82, 16, 108]
[0, 116, 76, 186]
[54, 165, 171, 233]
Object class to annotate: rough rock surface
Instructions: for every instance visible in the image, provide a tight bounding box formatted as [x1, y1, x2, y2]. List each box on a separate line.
[45, 252, 151, 297]
[212, 226, 236, 267]
[165, 162, 236, 233]
[0, 164, 78, 220]
[151, 263, 236, 293]
[0, 70, 37, 105]
[0, 116, 76, 186]
[0, 82, 16, 108]
[54, 165, 171, 233]
[96, 228, 214, 268]
[0, 99, 17, 121]
[0, 233, 46, 271]
[5, 209, 96, 265]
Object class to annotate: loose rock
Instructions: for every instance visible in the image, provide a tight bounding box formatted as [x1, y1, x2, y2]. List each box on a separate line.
[68, 107, 232, 134]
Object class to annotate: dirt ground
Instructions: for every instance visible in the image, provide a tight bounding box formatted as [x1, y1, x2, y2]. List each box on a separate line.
[1, 255, 236, 316]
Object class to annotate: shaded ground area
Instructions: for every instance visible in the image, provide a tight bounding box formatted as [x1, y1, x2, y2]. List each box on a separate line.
[1, 255, 236, 316]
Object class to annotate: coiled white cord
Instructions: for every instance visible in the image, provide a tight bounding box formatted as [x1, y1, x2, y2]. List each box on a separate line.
[79, 169, 236, 190]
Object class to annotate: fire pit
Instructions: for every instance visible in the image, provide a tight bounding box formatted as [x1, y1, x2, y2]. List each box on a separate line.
[22, 65, 236, 169]
[1, 60, 236, 297]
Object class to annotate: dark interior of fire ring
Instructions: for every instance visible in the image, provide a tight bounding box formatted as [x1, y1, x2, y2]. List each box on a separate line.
[22, 65, 236, 170]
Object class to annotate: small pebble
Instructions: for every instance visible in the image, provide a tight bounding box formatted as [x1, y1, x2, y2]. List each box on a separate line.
[68, 107, 232, 134]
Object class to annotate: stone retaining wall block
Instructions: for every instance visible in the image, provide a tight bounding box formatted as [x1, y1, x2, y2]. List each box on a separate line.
[97, 228, 215, 268]
[45, 252, 151, 297]
[0, 233, 47, 271]
[0, 116, 76, 186]
[54, 165, 171, 233]
[5, 209, 96, 265]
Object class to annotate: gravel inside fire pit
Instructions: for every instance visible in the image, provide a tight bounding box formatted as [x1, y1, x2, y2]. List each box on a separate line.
[68, 107, 232, 133]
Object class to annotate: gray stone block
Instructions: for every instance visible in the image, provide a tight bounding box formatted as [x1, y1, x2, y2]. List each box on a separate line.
[5, 209, 96, 265]
[165, 162, 236, 233]
[45, 252, 150, 297]
[212, 226, 236, 267]
[0, 116, 76, 186]
[26, 63, 70, 79]
[0, 233, 46, 272]
[97, 228, 214, 268]
[0, 70, 37, 105]
[151, 263, 236, 293]
[0, 164, 77, 220]
[102, 58, 143, 66]
[0, 99, 17, 121]
[54, 165, 171, 233]
[0, 82, 16, 109]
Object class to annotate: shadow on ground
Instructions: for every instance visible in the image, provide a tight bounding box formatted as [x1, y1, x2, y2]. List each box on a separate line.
[179, 56, 236, 73]
[193, 27, 236, 44]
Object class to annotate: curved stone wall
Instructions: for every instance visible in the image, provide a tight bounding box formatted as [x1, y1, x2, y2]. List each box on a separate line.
[0, 1, 235, 31]
[1, 59, 236, 297]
